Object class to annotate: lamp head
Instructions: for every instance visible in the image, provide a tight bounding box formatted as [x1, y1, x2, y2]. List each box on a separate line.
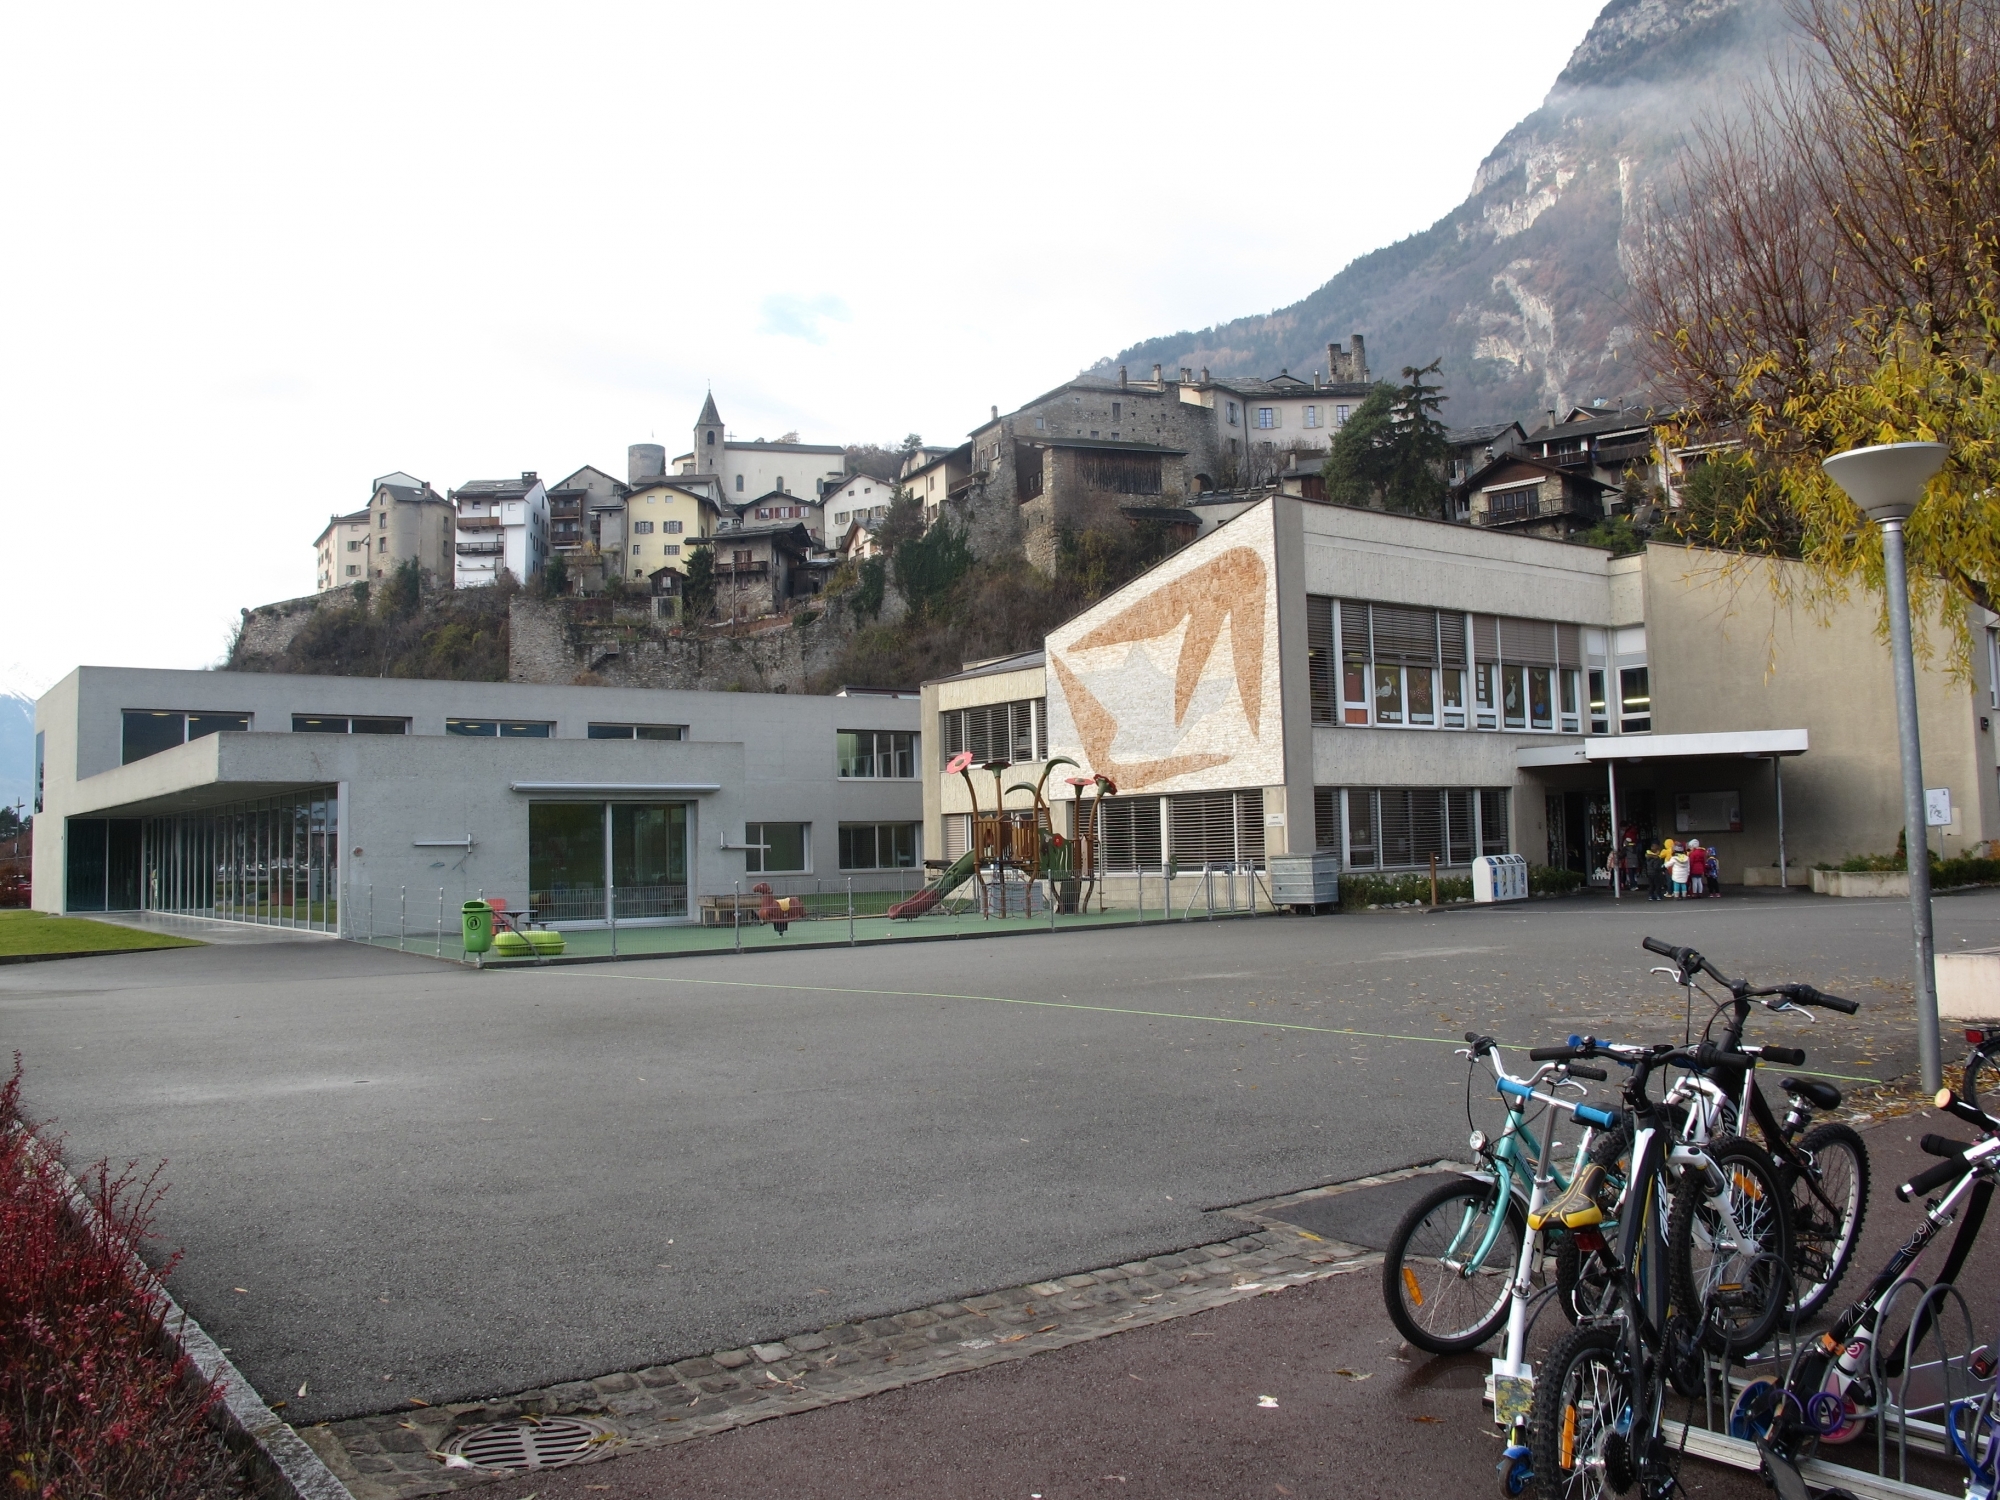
[1822, 442, 1947, 524]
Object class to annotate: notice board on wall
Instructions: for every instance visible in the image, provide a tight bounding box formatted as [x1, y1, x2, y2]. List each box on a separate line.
[1674, 790, 1743, 833]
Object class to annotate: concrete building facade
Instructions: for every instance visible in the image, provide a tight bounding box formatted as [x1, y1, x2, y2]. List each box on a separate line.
[33, 669, 923, 932]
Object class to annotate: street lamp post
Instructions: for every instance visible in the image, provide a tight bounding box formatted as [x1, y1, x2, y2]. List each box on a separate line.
[1821, 441, 1950, 1091]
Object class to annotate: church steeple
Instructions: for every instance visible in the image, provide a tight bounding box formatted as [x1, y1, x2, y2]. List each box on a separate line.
[695, 390, 723, 473]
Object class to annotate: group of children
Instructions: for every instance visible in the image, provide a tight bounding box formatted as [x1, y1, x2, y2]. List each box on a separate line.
[1648, 837, 1718, 900]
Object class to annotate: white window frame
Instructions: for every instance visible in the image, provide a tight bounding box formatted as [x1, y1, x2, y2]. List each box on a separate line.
[1256, 407, 1276, 429]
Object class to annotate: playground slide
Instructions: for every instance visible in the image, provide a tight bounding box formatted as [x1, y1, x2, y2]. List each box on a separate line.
[887, 849, 979, 919]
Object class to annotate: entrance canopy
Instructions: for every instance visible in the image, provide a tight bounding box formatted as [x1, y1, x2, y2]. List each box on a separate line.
[1516, 728, 1808, 769]
[1515, 729, 1809, 894]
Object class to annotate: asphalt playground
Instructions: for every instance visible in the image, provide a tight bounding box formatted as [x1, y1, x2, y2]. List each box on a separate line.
[1, 887, 1992, 1431]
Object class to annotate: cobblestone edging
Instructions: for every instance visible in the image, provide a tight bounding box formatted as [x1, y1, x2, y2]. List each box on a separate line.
[299, 1224, 1379, 1498]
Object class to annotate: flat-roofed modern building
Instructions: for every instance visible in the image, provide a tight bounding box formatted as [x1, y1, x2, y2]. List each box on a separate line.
[922, 496, 2000, 894]
[32, 670, 921, 934]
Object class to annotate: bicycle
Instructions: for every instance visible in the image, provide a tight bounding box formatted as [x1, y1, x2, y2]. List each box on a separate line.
[1743, 1028, 2000, 1460]
[1525, 1035, 1792, 1500]
[1554, 940, 1865, 1338]
[1382, 1032, 1620, 1360]
[1637, 937, 1868, 1324]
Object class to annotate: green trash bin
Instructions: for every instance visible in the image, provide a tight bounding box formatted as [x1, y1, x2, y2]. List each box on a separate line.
[461, 901, 494, 955]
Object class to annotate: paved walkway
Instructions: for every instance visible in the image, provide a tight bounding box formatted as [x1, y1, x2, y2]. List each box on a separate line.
[343, 1125, 2000, 1500]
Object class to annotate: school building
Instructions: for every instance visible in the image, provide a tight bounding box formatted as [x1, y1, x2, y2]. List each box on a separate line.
[31, 671, 921, 933]
[923, 497, 2000, 893]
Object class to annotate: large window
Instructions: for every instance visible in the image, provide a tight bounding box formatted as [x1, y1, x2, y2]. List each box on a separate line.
[839, 822, 917, 870]
[1256, 407, 1276, 429]
[744, 821, 808, 874]
[1330, 786, 1508, 871]
[292, 715, 408, 735]
[529, 801, 688, 923]
[121, 788, 339, 931]
[837, 730, 916, 778]
[1620, 667, 1652, 733]
[446, 719, 552, 738]
[587, 723, 685, 740]
[121, 710, 251, 765]
[1313, 599, 1586, 735]
[940, 698, 1045, 765]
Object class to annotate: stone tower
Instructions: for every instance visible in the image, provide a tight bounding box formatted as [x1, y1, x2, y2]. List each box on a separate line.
[694, 391, 723, 474]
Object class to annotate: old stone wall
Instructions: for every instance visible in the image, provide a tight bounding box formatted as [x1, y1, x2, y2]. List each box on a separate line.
[507, 596, 868, 694]
[231, 591, 337, 670]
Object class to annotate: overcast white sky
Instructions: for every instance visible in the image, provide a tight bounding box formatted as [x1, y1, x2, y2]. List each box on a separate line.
[0, 0, 1605, 699]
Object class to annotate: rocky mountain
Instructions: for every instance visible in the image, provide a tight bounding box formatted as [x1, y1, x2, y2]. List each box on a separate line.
[1098, 0, 1795, 427]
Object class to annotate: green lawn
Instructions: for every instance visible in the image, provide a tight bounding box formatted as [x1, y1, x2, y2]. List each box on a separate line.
[0, 911, 204, 958]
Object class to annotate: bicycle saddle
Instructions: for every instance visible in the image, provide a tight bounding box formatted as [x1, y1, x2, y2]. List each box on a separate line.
[1781, 1076, 1841, 1111]
[1529, 1163, 1617, 1231]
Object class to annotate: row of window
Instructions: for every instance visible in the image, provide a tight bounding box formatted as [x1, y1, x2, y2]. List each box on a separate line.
[1225, 402, 1351, 429]
[837, 730, 916, 779]
[742, 821, 919, 874]
[949, 789, 1267, 872]
[631, 543, 683, 556]
[118, 709, 909, 768]
[1315, 786, 1511, 872]
[1306, 598, 1653, 735]
[939, 697, 1047, 767]
[631, 520, 685, 535]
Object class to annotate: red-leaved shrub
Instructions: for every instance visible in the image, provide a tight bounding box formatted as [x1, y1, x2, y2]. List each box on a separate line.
[0, 1056, 240, 1498]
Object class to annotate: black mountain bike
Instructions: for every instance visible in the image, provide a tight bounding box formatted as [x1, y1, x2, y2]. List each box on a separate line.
[1526, 1035, 1791, 1499]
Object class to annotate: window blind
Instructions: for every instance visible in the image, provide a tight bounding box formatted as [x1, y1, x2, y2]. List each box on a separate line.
[1474, 614, 1501, 663]
[1371, 605, 1439, 665]
[1340, 600, 1372, 661]
[1499, 616, 1557, 666]
[1307, 596, 1336, 724]
[1097, 797, 1162, 871]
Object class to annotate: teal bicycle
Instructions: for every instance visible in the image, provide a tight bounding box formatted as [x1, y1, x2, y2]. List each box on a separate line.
[1383, 1032, 1621, 1357]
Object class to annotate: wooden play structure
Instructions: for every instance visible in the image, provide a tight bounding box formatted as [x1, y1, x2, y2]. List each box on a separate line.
[888, 753, 1117, 920]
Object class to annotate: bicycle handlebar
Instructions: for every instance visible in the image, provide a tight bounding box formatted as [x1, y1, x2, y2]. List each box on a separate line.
[1758, 1045, 1807, 1067]
[1922, 1133, 1976, 1158]
[1899, 1134, 2000, 1201]
[1900, 1153, 1972, 1202]
[1641, 938, 1861, 1014]
[1935, 1087, 2000, 1134]
[1566, 1062, 1609, 1081]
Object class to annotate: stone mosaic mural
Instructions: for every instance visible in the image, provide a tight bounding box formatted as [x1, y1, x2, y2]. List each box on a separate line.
[1045, 504, 1282, 794]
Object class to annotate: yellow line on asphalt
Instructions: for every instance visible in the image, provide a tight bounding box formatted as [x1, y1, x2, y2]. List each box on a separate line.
[561, 970, 1884, 1083]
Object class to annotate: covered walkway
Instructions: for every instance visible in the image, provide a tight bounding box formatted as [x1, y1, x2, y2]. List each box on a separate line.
[1519, 729, 1809, 896]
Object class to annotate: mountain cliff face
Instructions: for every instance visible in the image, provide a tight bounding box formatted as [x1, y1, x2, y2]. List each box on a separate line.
[1098, 0, 1794, 426]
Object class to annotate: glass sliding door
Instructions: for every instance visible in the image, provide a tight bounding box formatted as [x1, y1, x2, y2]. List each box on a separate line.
[612, 803, 687, 920]
[531, 801, 691, 926]
[529, 803, 608, 924]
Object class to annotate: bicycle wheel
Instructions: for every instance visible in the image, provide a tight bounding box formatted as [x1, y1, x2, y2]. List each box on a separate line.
[1382, 1174, 1525, 1354]
[1781, 1122, 1868, 1321]
[1555, 1126, 1628, 1323]
[1530, 1321, 1629, 1500]
[1668, 1138, 1792, 1354]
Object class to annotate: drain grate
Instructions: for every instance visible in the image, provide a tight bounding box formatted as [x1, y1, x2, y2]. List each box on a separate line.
[439, 1416, 619, 1470]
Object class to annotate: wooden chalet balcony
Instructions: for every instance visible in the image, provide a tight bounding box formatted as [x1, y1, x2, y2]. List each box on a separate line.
[1594, 439, 1655, 468]
[1477, 490, 1601, 528]
[455, 540, 504, 556]
[457, 515, 502, 531]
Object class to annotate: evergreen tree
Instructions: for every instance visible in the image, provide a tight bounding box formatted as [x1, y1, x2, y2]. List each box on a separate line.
[682, 541, 716, 623]
[1319, 361, 1451, 517]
